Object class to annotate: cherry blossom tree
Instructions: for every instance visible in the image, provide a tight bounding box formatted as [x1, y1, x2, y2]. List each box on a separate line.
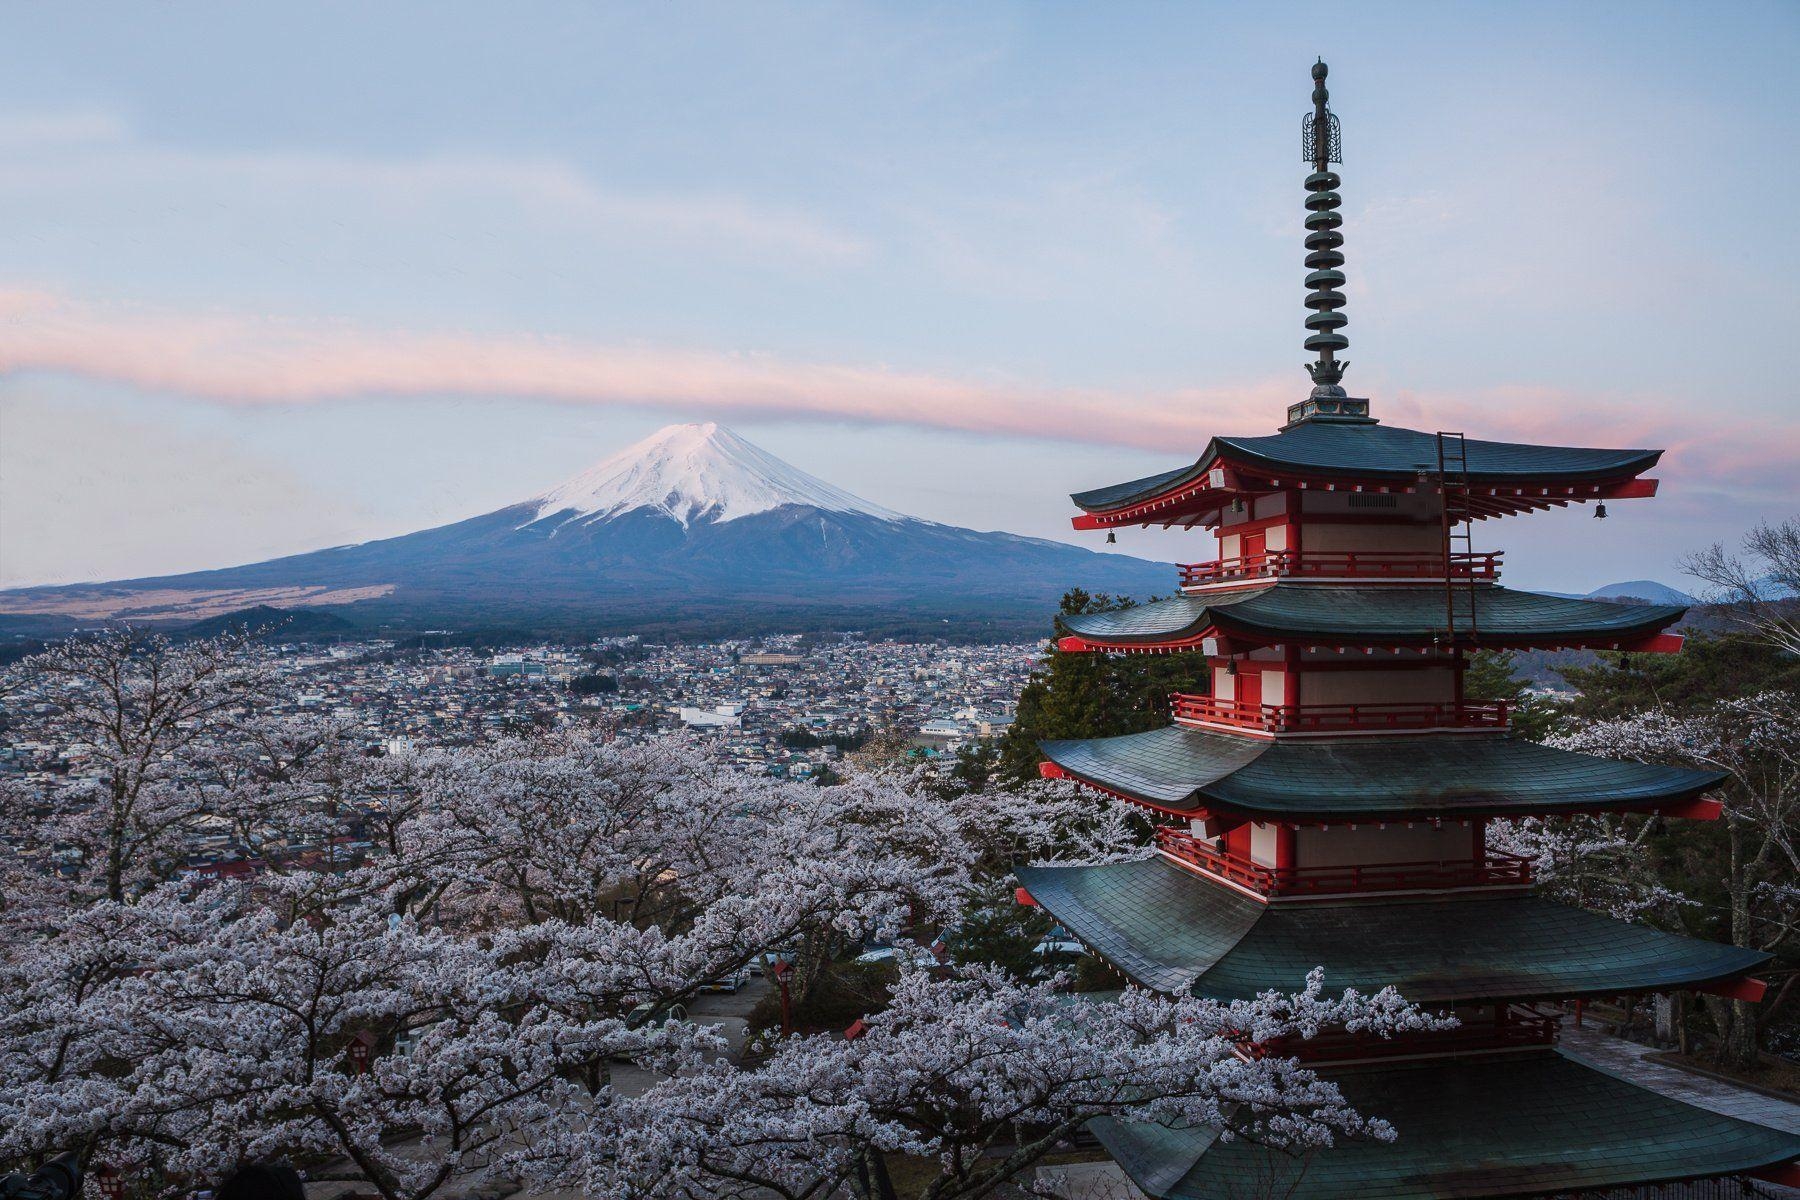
[1545, 691, 1800, 1066]
[3, 628, 273, 903]
[1484, 812, 1688, 923]
[2, 639, 1441, 1200]
[543, 965, 1449, 1200]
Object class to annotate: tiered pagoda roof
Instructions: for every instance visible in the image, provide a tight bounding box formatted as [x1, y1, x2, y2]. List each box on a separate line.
[1089, 1050, 1800, 1200]
[1054, 584, 1685, 652]
[1015, 858, 1768, 1001]
[1017, 57, 1800, 1194]
[1039, 725, 1723, 819]
[1071, 422, 1662, 529]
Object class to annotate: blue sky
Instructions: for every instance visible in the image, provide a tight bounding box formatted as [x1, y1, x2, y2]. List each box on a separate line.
[1, 2, 1794, 592]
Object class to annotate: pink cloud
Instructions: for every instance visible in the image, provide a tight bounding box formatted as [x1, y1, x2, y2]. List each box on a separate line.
[1, 290, 1791, 499]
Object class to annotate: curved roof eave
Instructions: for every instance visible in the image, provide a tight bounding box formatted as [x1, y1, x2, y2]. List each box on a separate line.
[1039, 726, 1728, 820]
[1068, 423, 1665, 517]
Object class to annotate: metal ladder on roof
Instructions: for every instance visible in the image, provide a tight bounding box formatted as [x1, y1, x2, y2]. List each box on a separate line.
[1435, 431, 1480, 647]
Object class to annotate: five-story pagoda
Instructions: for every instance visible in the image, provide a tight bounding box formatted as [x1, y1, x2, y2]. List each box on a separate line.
[1016, 61, 1800, 1198]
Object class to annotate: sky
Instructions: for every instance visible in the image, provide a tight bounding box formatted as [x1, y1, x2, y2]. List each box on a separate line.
[1, 1, 1795, 594]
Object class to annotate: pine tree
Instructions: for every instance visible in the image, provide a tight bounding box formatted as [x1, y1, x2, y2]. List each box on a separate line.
[997, 590, 1207, 783]
[1461, 651, 1558, 741]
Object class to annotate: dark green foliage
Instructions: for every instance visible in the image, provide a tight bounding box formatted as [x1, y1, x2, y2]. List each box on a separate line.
[1071, 954, 1123, 993]
[1462, 651, 1559, 741]
[1556, 631, 1800, 720]
[944, 739, 1001, 794]
[996, 590, 1208, 783]
[568, 673, 618, 696]
[779, 727, 869, 751]
[177, 605, 360, 641]
[747, 961, 896, 1037]
[940, 901, 1055, 979]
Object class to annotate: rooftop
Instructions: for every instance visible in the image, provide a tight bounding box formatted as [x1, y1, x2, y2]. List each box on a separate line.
[1055, 584, 1685, 652]
[1014, 857, 1767, 1002]
[1089, 1049, 1799, 1199]
[1039, 724, 1722, 820]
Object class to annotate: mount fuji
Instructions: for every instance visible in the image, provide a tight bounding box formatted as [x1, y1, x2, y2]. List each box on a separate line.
[0, 424, 1174, 637]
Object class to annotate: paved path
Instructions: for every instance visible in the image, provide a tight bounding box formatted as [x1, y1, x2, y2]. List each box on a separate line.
[1560, 1022, 1800, 1136]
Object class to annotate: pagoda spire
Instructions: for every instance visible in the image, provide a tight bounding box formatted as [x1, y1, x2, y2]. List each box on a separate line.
[1302, 59, 1350, 397]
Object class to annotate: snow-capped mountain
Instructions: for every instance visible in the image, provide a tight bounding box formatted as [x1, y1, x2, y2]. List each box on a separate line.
[529, 423, 904, 529]
[0, 423, 1173, 635]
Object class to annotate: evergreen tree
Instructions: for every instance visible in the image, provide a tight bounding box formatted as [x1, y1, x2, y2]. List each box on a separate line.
[996, 589, 1207, 783]
[1556, 632, 1800, 721]
[1460, 651, 1557, 741]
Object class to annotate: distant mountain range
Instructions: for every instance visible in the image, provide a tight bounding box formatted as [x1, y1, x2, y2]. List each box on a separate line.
[1543, 580, 1699, 606]
[0, 423, 1175, 638]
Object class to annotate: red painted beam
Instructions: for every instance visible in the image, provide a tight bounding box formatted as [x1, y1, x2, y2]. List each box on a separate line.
[1621, 632, 1685, 654]
[844, 1018, 870, 1040]
[1697, 976, 1768, 1003]
[1667, 797, 1723, 821]
[1038, 761, 1070, 781]
[1057, 635, 1095, 653]
[1599, 477, 1659, 499]
[1014, 886, 1038, 907]
[1752, 1162, 1800, 1186]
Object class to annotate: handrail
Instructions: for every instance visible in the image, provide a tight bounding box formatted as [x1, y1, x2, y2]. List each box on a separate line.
[1153, 827, 1533, 897]
[1153, 827, 1279, 892]
[1179, 549, 1501, 587]
[1170, 693, 1510, 734]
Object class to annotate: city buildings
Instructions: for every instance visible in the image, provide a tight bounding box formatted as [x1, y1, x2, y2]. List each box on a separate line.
[0, 633, 1034, 876]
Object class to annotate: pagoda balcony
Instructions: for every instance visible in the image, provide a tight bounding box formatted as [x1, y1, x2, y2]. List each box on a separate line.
[1170, 693, 1510, 735]
[1178, 549, 1501, 588]
[1153, 826, 1533, 898]
[1249, 1004, 1558, 1063]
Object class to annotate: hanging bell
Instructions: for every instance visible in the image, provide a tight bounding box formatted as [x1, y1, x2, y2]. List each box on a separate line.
[1106, 530, 1117, 544]
[1594, 502, 1607, 520]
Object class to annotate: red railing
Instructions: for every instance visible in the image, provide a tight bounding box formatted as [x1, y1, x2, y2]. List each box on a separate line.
[1253, 1005, 1558, 1062]
[1153, 826, 1279, 891]
[1153, 827, 1532, 897]
[1179, 549, 1501, 587]
[1170, 693, 1509, 734]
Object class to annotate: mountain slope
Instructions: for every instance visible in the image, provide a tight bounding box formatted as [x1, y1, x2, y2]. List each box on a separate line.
[529, 421, 903, 528]
[1583, 580, 1697, 606]
[0, 424, 1175, 634]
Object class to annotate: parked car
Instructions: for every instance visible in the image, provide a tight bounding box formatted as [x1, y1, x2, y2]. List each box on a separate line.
[626, 999, 690, 1028]
[698, 967, 752, 993]
[853, 944, 941, 969]
[1033, 935, 1085, 958]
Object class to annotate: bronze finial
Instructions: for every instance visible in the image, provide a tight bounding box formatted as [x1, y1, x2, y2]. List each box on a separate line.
[1302, 59, 1348, 394]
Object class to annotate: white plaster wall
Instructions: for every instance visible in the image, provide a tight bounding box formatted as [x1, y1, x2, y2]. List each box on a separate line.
[1294, 823, 1477, 869]
[1249, 822, 1281, 867]
[1298, 668, 1456, 704]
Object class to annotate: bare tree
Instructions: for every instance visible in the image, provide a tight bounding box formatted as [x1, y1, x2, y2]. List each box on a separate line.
[1550, 693, 1800, 1067]
[1682, 518, 1800, 657]
[13, 627, 272, 902]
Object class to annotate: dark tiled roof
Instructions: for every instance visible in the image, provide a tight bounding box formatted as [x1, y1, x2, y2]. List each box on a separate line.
[1090, 1050, 1799, 1199]
[1056, 584, 1684, 647]
[1073, 464, 1196, 513]
[1039, 725, 1723, 819]
[1016, 858, 1263, 992]
[1071, 422, 1661, 513]
[1013, 858, 1769, 1002]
